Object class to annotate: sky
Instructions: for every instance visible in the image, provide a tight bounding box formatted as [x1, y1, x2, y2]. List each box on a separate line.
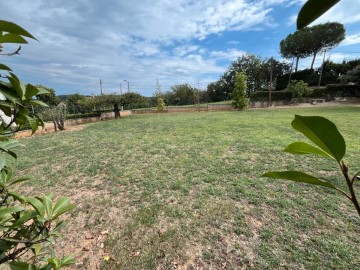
[1, 0, 360, 96]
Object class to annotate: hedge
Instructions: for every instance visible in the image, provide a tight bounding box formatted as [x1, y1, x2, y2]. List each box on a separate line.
[307, 84, 360, 98]
[250, 91, 292, 102]
[66, 112, 101, 120]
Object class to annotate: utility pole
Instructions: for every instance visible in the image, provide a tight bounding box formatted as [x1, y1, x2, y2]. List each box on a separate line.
[100, 79, 103, 95]
[120, 83, 122, 95]
[124, 80, 129, 93]
[269, 57, 274, 107]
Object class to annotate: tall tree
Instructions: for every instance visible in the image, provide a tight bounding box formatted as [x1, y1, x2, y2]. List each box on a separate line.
[307, 22, 345, 69]
[169, 84, 195, 105]
[221, 54, 267, 95]
[207, 80, 229, 102]
[280, 29, 312, 72]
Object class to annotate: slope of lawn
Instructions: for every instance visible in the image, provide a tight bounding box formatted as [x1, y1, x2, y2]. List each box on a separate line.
[13, 106, 360, 269]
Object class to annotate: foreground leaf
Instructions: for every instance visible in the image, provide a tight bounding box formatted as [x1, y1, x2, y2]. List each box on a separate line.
[291, 115, 345, 161]
[297, 0, 340, 29]
[284, 142, 333, 159]
[0, 20, 37, 40]
[263, 171, 337, 189]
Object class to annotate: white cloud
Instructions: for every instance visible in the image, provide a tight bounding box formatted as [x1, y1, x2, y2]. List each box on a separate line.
[174, 45, 200, 56]
[312, 0, 360, 25]
[297, 52, 352, 71]
[0, 0, 318, 95]
[341, 33, 360, 46]
[210, 49, 246, 60]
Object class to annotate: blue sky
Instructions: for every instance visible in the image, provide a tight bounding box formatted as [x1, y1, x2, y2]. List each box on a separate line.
[1, 0, 360, 96]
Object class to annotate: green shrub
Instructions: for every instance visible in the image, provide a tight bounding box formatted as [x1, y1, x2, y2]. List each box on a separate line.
[250, 91, 292, 102]
[157, 98, 165, 111]
[230, 72, 249, 110]
[325, 84, 360, 98]
[286, 80, 313, 98]
[307, 84, 360, 99]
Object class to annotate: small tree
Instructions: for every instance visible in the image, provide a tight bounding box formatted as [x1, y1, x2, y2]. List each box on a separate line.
[231, 72, 249, 110]
[157, 97, 165, 111]
[41, 103, 67, 131]
[0, 20, 75, 269]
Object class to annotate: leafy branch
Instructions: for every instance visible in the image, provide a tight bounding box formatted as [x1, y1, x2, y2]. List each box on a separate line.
[263, 115, 360, 216]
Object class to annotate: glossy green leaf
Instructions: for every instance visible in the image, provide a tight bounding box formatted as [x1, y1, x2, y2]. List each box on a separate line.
[26, 116, 38, 134]
[33, 243, 42, 256]
[284, 142, 333, 159]
[0, 86, 20, 103]
[11, 210, 37, 228]
[291, 115, 345, 161]
[48, 258, 61, 269]
[0, 157, 6, 170]
[0, 20, 37, 40]
[36, 87, 50, 95]
[0, 205, 24, 216]
[43, 194, 53, 219]
[27, 197, 45, 217]
[25, 84, 40, 100]
[9, 177, 30, 186]
[9, 261, 33, 270]
[263, 171, 337, 189]
[30, 99, 48, 107]
[52, 198, 75, 219]
[7, 74, 23, 98]
[9, 191, 27, 203]
[297, 0, 340, 29]
[0, 63, 12, 71]
[61, 255, 76, 267]
[0, 33, 28, 44]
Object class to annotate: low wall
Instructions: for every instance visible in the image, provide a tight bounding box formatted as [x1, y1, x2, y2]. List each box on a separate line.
[249, 101, 289, 108]
[14, 110, 132, 138]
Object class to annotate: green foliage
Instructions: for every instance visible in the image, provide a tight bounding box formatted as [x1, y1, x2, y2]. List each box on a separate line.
[121, 92, 147, 109]
[280, 22, 345, 70]
[220, 54, 290, 95]
[65, 94, 87, 114]
[230, 72, 248, 110]
[207, 81, 229, 102]
[157, 98, 165, 111]
[41, 103, 67, 131]
[250, 91, 292, 102]
[339, 65, 360, 84]
[280, 29, 312, 71]
[324, 84, 360, 98]
[0, 20, 75, 268]
[263, 115, 360, 216]
[35, 85, 61, 107]
[169, 84, 195, 106]
[286, 80, 313, 98]
[66, 112, 101, 120]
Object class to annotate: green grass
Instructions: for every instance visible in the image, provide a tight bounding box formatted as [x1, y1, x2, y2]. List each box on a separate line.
[13, 106, 360, 269]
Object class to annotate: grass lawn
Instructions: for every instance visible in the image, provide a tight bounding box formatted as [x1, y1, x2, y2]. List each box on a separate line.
[12, 106, 360, 269]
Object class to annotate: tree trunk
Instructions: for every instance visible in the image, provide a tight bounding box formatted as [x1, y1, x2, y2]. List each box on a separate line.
[288, 58, 294, 86]
[114, 103, 120, 119]
[295, 56, 299, 72]
[310, 52, 317, 70]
